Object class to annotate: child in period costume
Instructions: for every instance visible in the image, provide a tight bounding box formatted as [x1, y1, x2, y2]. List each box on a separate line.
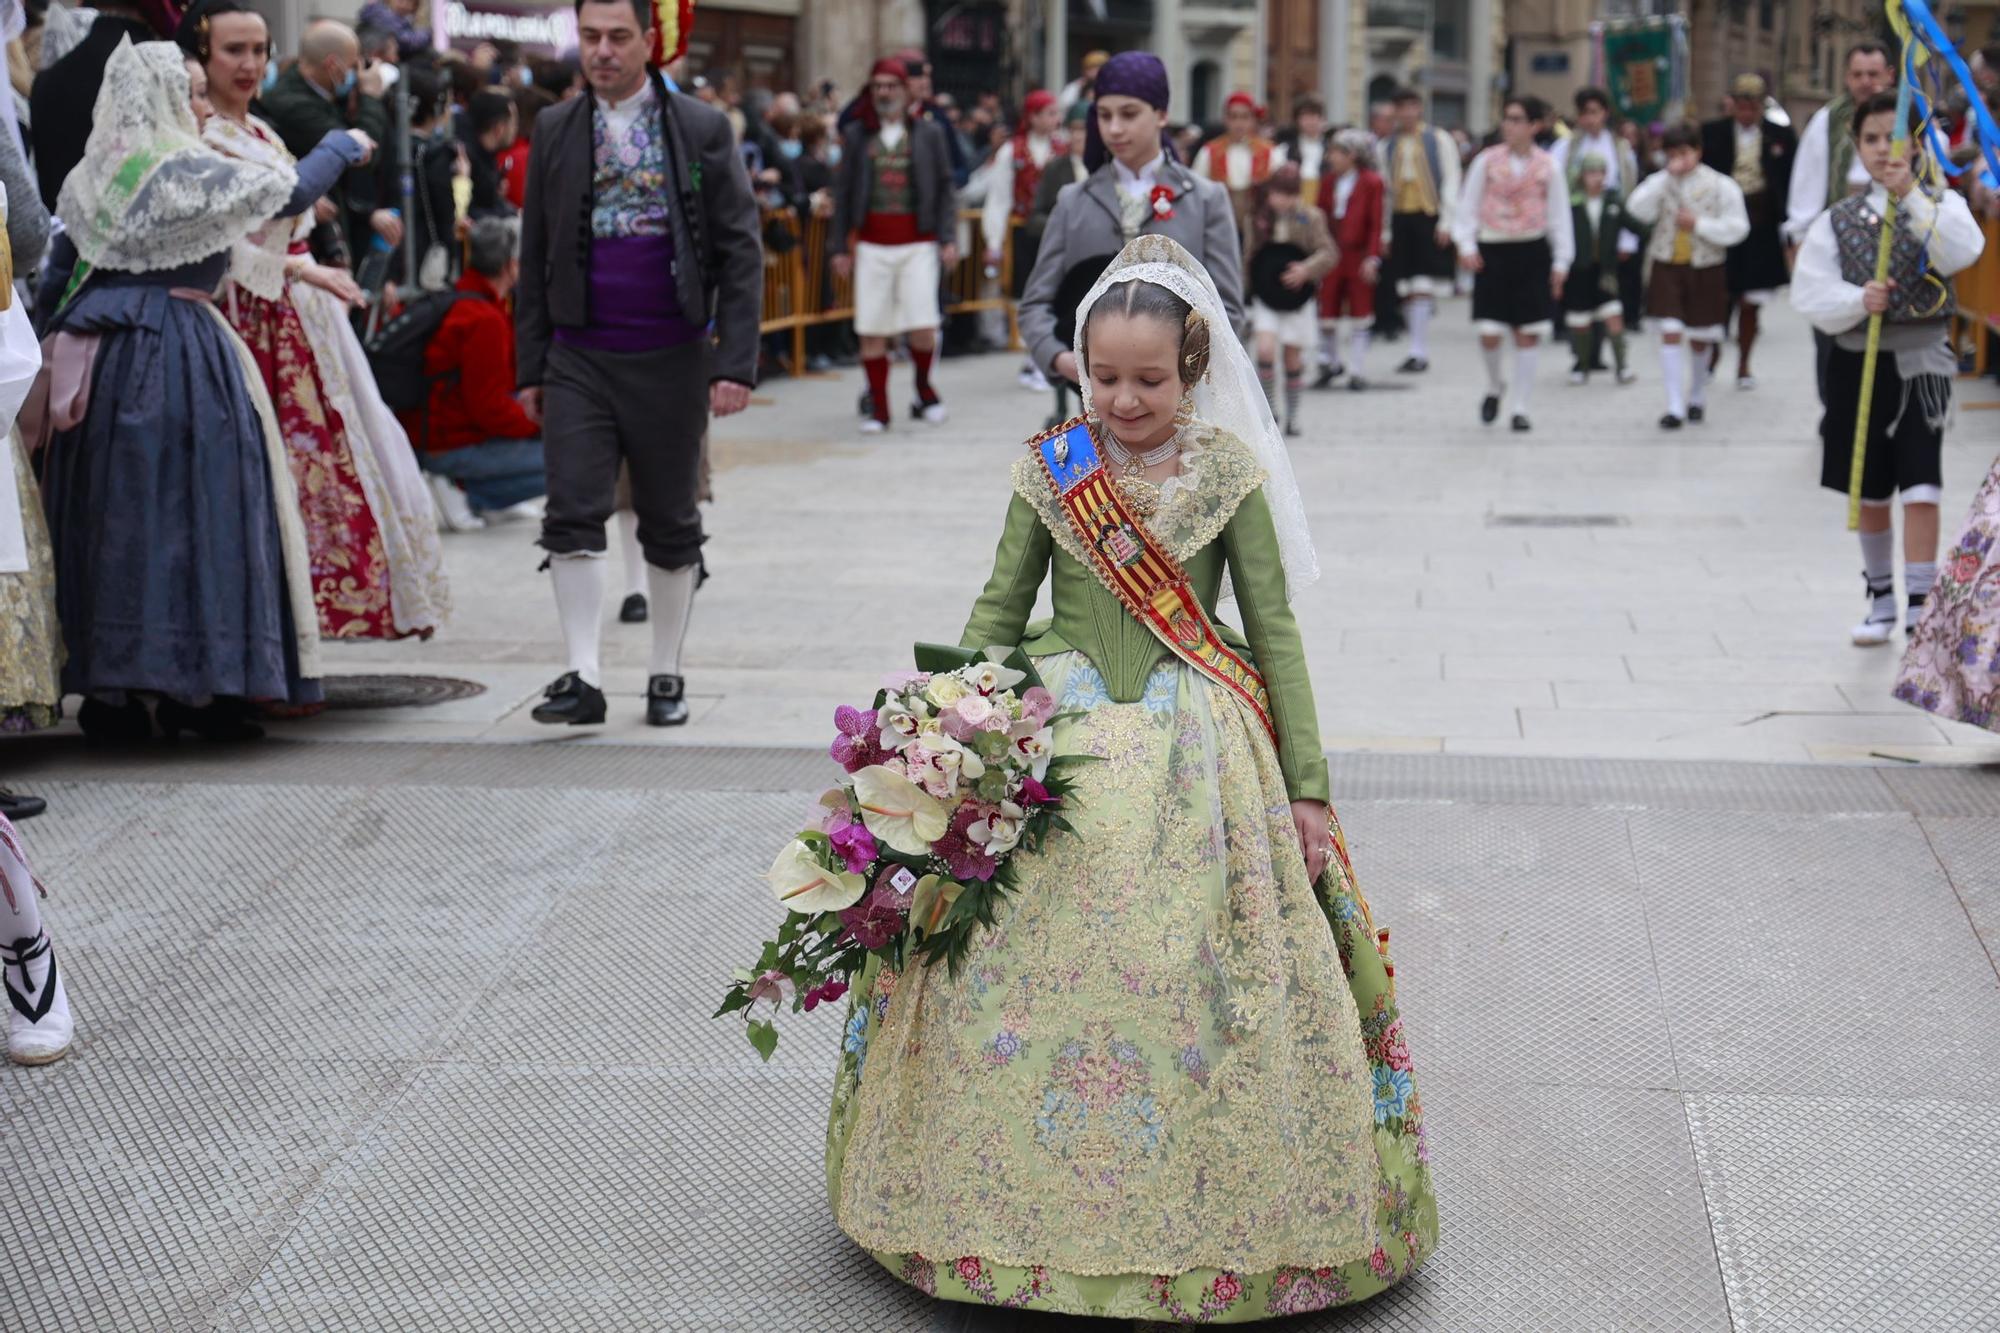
[824, 236, 1435, 1322]
[1792, 92, 1984, 646]
[1196, 91, 1279, 237]
[1564, 154, 1639, 385]
[832, 56, 959, 434]
[1625, 121, 1750, 430]
[1380, 86, 1461, 373]
[1315, 129, 1384, 391]
[1452, 97, 1573, 432]
[1244, 163, 1337, 436]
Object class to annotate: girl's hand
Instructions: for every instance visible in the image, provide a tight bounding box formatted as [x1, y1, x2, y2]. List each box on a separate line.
[1292, 799, 1331, 882]
[1881, 155, 1915, 199]
[1862, 278, 1897, 315]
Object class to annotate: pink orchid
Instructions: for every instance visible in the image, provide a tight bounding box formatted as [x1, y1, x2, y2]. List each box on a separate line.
[830, 705, 886, 772]
[1017, 776, 1055, 806]
[744, 969, 794, 1011]
[829, 820, 879, 874]
[801, 977, 849, 1012]
[1021, 686, 1056, 724]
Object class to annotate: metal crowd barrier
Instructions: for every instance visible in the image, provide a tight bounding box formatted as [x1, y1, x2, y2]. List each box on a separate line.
[757, 208, 1020, 371]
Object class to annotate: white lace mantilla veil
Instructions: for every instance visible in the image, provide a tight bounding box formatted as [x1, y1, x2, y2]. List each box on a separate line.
[56, 39, 296, 276]
[1073, 234, 1321, 604]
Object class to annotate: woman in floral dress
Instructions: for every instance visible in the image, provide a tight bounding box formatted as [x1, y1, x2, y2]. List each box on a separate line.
[179, 0, 418, 641]
[1897, 458, 2000, 731]
[824, 236, 1436, 1322]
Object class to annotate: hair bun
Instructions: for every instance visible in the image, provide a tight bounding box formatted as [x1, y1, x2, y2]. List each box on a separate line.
[1180, 308, 1212, 385]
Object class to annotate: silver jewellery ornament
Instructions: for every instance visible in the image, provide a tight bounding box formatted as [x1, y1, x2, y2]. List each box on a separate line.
[1073, 234, 1321, 603]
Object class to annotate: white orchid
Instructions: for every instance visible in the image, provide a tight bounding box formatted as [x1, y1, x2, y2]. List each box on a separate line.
[919, 731, 986, 783]
[766, 839, 867, 913]
[877, 698, 925, 750]
[851, 764, 951, 855]
[1013, 728, 1054, 780]
[969, 800, 1026, 855]
[968, 660, 1028, 695]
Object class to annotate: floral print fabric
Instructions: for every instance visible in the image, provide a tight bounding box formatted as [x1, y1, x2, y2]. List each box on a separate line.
[226, 285, 397, 640]
[825, 653, 1437, 1321]
[0, 434, 62, 730]
[1896, 451, 2000, 731]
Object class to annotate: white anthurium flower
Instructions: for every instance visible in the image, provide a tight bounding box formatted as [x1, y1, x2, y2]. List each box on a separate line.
[909, 873, 964, 934]
[969, 660, 1027, 694]
[851, 764, 951, 855]
[766, 839, 867, 913]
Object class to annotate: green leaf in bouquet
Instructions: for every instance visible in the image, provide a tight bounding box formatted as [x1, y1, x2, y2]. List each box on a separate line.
[714, 987, 751, 1019]
[911, 643, 1051, 697]
[746, 1019, 780, 1061]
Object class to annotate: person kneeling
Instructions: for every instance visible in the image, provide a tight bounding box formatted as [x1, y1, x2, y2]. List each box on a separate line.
[1791, 91, 1985, 646]
[411, 218, 547, 530]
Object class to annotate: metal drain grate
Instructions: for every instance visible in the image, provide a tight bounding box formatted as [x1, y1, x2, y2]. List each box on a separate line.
[1486, 513, 1629, 528]
[322, 675, 488, 710]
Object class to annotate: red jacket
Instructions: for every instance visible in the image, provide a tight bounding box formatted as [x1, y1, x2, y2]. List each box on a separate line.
[1318, 168, 1384, 263]
[499, 135, 530, 211]
[410, 272, 539, 452]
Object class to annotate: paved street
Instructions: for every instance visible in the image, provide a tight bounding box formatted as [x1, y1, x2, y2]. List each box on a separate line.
[255, 297, 2000, 762]
[4, 297, 2000, 1330]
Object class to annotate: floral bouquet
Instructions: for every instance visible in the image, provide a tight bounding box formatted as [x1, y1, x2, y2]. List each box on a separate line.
[716, 646, 1092, 1059]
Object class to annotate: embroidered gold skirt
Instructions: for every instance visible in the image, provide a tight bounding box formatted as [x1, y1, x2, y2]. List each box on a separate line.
[825, 652, 1436, 1322]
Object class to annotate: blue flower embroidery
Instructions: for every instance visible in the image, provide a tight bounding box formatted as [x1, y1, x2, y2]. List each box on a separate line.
[845, 1009, 871, 1081]
[1141, 668, 1179, 715]
[1373, 1066, 1412, 1124]
[1059, 662, 1111, 711]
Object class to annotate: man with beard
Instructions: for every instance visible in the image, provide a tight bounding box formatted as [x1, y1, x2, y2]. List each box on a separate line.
[832, 57, 957, 434]
[515, 0, 762, 728]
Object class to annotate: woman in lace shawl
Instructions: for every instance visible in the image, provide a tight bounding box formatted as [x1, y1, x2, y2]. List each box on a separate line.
[38, 39, 367, 740]
[826, 237, 1436, 1321]
[179, 0, 446, 641]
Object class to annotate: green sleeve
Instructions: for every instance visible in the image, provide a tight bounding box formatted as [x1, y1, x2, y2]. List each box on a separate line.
[1222, 487, 1330, 805]
[960, 492, 1052, 651]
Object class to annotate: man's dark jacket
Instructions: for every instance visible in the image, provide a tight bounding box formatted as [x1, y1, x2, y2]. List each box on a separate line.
[515, 70, 764, 388]
[254, 64, 392, 259]
[30, 14, 154, 212]
[830, 116, 956, 255]
[1699, 115, 1796, 204]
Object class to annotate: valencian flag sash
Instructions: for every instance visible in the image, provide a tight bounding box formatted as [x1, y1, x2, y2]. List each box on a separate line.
[1032, 416, 1276, 741]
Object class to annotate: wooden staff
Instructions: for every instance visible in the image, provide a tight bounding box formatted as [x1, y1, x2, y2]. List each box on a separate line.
[1846, 72, 1919, 530]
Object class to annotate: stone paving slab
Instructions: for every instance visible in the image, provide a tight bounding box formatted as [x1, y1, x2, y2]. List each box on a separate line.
[3, 747, 1998, 1331]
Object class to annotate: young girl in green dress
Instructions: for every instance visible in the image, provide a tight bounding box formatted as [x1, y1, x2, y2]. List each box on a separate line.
[824, 236, 1437, 1322]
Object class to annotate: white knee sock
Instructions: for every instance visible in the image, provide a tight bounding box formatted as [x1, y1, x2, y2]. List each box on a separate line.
[615, 510, 647, 599]
[1480, 341, 1505, 394]
[647, 563, 699, 678]
[1858, 527, 1897, 621]
[1319, 324, 1341, 369]
[550, 552, 607, 688]
[1407, 298, 1433, 360]
[1512, 343, 1538, 415]
[1659, 341, 1688, 417]
[1347, 324, 1372, 376]
[1688, 344, 1711, 408]
[1, 821, 69, 1062]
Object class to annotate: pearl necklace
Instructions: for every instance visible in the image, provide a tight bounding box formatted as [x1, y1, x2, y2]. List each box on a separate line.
[1102, 428, 1181, 519]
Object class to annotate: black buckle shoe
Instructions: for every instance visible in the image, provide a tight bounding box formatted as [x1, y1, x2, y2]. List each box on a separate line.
[1659, 413, 1684, 430]
[646, 674, 689, 727]
[0, 790, 46, 822]
[1480, 394, 1500, 424]
[531, 672, 607, 726]
[1510, 414, 1531, 432]
[1312, 364, 1341, 389]
[1687, 404, 1706, 423]
[1397, 356, 1429, 373]
[619, 593, 649, 624]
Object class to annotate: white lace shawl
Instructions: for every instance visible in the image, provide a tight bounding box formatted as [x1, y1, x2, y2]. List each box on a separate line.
[1074, 234, 1321, 603]
[203, 113, 311, 302]
[56, 40, 295, 276]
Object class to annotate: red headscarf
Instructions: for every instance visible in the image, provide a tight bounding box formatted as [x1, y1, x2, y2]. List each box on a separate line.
[1019, 88, 1055, 134]
[1225, 91, 1257, 114]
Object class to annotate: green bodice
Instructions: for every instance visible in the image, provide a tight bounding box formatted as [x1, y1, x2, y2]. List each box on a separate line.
[959, 427, 1330, 804]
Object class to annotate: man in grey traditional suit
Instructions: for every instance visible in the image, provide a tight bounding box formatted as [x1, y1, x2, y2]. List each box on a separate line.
[516, 0, 761, 728]
[1018, 51, 1244, 389]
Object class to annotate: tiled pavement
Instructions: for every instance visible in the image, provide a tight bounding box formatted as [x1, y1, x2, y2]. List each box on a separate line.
[2, 741, 1996, 1331]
